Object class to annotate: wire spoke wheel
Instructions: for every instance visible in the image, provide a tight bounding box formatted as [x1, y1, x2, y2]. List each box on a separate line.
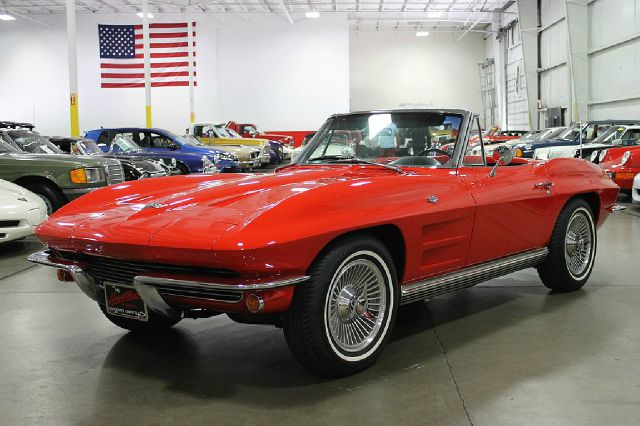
[325, 256, 387, 354]
[564, 209, 594, 279]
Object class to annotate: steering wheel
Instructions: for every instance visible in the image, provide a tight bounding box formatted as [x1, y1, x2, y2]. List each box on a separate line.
[418, 148, 452, 158]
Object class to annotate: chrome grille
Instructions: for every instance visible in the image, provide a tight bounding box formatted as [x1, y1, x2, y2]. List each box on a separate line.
[155, 285, 242, 303]
[55, 251, 236, 286]
[105, 159, 125, 184]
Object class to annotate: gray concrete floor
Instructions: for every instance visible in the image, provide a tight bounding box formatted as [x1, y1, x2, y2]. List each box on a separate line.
[1, 197, 639, 426]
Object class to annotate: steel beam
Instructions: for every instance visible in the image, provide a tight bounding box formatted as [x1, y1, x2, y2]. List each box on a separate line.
[564, 0, 587, 122]
[516, 0, 538, 130]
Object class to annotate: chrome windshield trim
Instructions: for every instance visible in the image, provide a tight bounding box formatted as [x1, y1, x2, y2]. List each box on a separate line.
[133, 275, 310, 291]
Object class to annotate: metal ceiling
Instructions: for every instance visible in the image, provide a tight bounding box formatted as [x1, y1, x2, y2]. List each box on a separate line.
[2, 0, 514, 33]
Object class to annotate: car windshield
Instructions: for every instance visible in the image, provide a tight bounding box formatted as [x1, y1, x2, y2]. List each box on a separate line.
[0, 138, 20, 153]
[535, 127, 565, 141]
[110, 134, 141, 154]
[227, 128, 242, 138]
[556, 124, 580, 141]
[177, 134, 203, 146]
[74, 139, 103, 155]
[591, 126, 626, 144]
[214, 125, 234, 138]
[181, 134, 204, 146]
[8, 130, 63, 154]
[300, 111, 463, 168]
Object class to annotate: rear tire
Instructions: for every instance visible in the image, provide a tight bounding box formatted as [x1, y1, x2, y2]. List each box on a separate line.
[283, 235, 398, 377]
[99, 304, 181, 333]
[23, 182, 66, 215]
[537, 198, 597, 292]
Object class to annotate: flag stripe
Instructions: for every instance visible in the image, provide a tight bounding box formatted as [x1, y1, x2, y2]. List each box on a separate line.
[134, 32, 195, 40]
[101, 81, 198, 88]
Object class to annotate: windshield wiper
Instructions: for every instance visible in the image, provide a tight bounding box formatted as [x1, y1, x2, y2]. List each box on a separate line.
[308, 155, 403, 174]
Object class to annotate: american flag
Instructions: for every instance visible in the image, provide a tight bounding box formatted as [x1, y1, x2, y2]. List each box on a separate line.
[98, 22, 196, 88]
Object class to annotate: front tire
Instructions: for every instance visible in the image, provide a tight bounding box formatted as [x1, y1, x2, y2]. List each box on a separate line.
[283, 235, 398, 377]
[23, 182, 66, 215]
[99, 304, 181, 333]
[538, 199, 597, 292]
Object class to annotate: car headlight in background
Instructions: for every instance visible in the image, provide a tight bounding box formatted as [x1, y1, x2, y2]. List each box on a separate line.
[621, 151, 631, 166]
[599, 149, 608, 163]
[590, 151, 599, 162]
[69, 167, 104, 184]
[202, 155, 214, 168]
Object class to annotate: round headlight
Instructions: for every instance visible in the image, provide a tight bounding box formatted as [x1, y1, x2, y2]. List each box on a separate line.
[590, 151, 598, 162]
[599, 149, 608, 163]
[621, 151, 631, 166]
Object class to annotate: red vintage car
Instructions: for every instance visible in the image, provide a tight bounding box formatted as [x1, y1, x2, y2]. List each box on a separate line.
[29, 109, 618, 377]
[598, 145, 640, 194]
[226, 121, 294, 147]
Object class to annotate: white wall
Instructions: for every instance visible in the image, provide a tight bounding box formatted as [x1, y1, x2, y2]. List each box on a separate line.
[349, 31, 486, 117]
[0, 13, 349, 136]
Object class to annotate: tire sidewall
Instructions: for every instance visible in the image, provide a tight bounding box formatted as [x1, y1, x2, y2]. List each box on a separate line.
[322, 249, 396, 363]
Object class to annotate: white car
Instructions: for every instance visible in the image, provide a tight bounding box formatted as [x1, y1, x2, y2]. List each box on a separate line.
[534, 125, 640, 161]
[633, 173, 640, 204]
[0, 179, 48, 243]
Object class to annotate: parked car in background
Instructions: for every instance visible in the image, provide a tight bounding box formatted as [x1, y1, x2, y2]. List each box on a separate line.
[50, 136, 173, 181]
[633, 173, 640, 203]
[30, 109, 619, 377]
[191, 123, 272, 166]
[0, 134, 124, 214]
[226, 121, 294, 146]
[534, 125, 640, 161]
[181, 134, 260, 171]
[85, 128, 237, 173]
[0, 179, 47, 243]
[513, 120, 639, 158]
[226, 127, 293, 163]
[598, 145, 640, 195]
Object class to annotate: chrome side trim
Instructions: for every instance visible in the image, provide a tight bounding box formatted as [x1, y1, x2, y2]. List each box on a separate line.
[133, 275, 310, 291]
[27, 251, 98, 301]
[400, 248, 549, 305]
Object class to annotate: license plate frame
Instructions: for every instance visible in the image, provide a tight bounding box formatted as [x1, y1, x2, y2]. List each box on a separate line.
[104, 283, 148, 322]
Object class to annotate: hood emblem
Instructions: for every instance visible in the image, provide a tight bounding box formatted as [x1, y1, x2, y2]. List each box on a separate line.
[427, 195, 439, 204]
[143, 202, 164, 210]
[17, 197, 29, 202]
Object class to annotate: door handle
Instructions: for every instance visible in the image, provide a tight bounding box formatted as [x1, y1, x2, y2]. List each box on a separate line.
[533, 182, 554, 194]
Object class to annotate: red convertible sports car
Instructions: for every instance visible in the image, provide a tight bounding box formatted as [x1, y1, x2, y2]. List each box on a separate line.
[29, 109, 619, 377]
[598, 145, 640, 195]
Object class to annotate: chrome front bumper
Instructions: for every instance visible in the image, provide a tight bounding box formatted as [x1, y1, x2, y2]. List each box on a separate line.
[27, 250, 309, 318]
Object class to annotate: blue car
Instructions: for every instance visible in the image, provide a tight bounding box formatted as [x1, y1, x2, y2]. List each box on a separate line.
[85, 128, 240, 173]
[513, 120, 640, 158]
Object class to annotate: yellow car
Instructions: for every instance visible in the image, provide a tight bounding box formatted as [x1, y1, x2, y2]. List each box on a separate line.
[192, 123, 271, 166]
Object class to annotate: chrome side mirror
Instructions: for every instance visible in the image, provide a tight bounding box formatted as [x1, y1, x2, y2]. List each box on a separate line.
[489, 145, 513, 177]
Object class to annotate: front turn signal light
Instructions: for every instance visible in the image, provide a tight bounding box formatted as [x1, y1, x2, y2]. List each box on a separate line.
[246, 293, 264, 313]
[516, 148, 523, 157]
[69, 168, 88, 183]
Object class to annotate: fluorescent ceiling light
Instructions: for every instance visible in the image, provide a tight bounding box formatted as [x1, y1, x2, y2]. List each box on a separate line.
[305, 11, 320, 18]
[136, 12, 154, 18]
[0, 13, 16, 21]
[427, 11, 443, 18]
[416, 31, 430, 37]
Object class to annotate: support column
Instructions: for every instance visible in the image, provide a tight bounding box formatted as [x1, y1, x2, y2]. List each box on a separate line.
[517, 0, 539, 130]
[142, 0, 152, 127]
[492, 11, 507, 129]
[565, 0, 588, 122]
[66, 0, 79, 136]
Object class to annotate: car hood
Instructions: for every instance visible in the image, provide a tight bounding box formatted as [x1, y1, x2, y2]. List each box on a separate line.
[0, 152, 109, 167]
[35, 166, 403, 256]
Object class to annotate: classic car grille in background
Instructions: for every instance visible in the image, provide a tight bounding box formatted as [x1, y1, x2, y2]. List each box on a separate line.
[0, 220, 20, 228]
[105, 160, 125, 184]
[55, 251, 237, 286]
